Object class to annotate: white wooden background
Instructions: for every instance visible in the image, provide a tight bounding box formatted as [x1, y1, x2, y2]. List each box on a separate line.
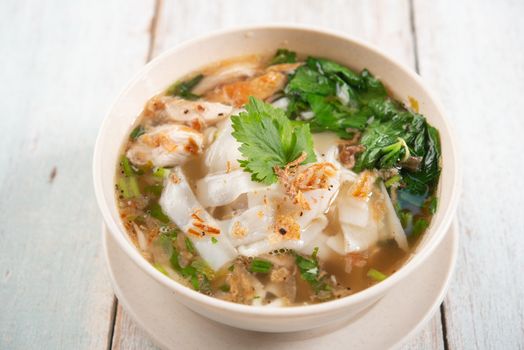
[1, 0, 523, 349]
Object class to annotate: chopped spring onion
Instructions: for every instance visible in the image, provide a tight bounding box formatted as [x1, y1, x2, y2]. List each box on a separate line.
[249, 258, 273, 273]
[428, 196, 438, 214]
[117, 177, 140, 198]
[190, 275, 200, 290]
[367, 268, 388, 282]
[312, 246, 319, 259]
[385, 174, 401, 188]
[185, 237, 195, 254]
[153, 167, 167, 178]
[145, 183, 163, 196]
[154, 263, 169, 276]
[130, 125, 146, 140]
[211, 237, 218, 244]
[400, 211, 413, 230]
[120, 156, 135, 177]
[191, 258, 215, 280]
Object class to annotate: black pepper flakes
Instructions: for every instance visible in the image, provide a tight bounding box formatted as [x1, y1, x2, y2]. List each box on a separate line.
[279, 228, 287, 235]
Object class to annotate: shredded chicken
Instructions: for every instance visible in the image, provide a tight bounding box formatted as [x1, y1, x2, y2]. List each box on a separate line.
[344, 252, 369, 273]
[270, 267, 292, 282]
[205, 70, 287, 107]
[127, 124, 204, 167]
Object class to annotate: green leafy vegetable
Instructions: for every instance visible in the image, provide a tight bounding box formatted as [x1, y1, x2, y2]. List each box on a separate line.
[367, 268, 388, 282]
[412, 218, 429, 236]
[249, 258, 273, 273]
[219, 284, 230, 292]
[191, 258, 215, 280]
[170, 249, 212, 292]
[283, 57, 388, 138]
[295, 250, 330, 293]
[166, 74, 204, 100]
[428, 196, 438, 215]
[281, 55, 441, 203]
[231, 97, 316, 184]
[269, 48, 297, 65]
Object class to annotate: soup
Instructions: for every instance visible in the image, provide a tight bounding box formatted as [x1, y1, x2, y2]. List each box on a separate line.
[115, 49, 441, 306]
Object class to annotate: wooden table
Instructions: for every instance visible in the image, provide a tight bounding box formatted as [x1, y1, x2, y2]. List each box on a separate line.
[1, 0, 523, 349]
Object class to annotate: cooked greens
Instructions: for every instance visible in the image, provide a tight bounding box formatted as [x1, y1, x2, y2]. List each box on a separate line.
[281, 52, 441, 214]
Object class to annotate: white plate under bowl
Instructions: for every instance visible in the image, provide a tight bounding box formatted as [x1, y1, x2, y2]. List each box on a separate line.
[103, 220, 458, 349]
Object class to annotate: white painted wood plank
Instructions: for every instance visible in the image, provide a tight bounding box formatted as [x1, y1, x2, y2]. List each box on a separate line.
[112, 305, 159, 350]
[113, 1, 443, 349]
[0, 0, 153, 349]
[153, 0, 415, 67]
[414, 0, 524, 348]
[401, 313, 444, 350]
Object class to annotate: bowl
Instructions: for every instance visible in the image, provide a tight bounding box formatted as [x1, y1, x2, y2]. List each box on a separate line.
[93, 24, 461, 333]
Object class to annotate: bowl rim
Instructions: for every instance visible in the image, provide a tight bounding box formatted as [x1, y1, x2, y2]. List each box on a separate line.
[93, 23, 462, 317]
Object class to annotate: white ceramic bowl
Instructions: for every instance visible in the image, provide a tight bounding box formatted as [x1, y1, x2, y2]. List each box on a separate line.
[93, 24, 461, 333]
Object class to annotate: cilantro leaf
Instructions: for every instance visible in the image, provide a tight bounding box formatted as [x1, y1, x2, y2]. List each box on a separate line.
[231, 97, 316, 184]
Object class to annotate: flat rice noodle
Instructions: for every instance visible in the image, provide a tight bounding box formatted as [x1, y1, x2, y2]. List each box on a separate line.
[301, 232, 333, 260]
[237, 239, 303, 257]
[204, 117, 243, 173]
[237, 215, 327, 257]
[340, 220, 379, 253]
[338, 195, 370, 228]
[246, 184, 280, 207]
[159, 167, 237, 270]
[379, 182, 408, 251]
[195, 170, 265, 208]
[226, 205, 275, 247]
[326, 233, 346, 256]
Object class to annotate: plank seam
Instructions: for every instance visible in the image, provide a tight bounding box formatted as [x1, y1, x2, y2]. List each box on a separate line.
[107, 296, 118, 350]
[147, 0, 163, 62]
[440, 303, 450, 350]
[408, 0, 420, 73]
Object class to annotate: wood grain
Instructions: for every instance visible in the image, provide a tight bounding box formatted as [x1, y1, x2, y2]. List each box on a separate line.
[110, 1, 443, 349]
[413, 0, 524, 348]
[0, 0, 153, 348]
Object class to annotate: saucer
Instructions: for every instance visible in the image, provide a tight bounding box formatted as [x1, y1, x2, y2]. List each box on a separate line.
[104, 220, 458, 349]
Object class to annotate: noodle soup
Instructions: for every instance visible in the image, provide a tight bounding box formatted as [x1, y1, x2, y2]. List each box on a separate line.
[115, 49, 441, 306]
